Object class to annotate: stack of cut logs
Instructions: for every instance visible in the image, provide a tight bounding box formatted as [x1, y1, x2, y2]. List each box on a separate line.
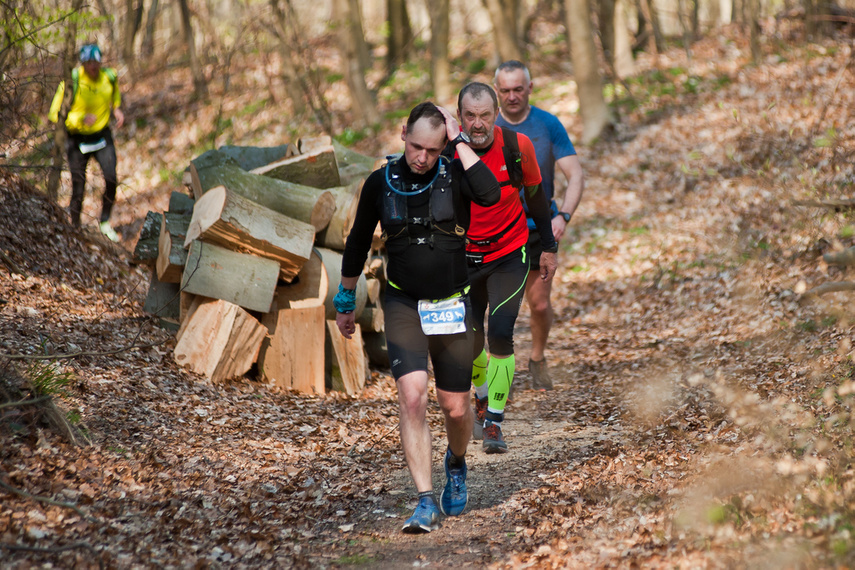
[132, 137, 390, 395]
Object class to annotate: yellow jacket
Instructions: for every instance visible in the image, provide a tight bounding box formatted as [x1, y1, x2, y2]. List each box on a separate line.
[49, 65, 121, 135]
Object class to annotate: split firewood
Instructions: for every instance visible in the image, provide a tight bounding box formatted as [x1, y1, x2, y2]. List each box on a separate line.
[314, 246, 368, 319]
[251, 145, 341, 189]
[156, 213, 192, 283]
[258, 304, 326, 395]
[356, 305, 384, 333]
[365, 278, 381, 305]
[314, 180, 364, 250]
[298, 135, 332, 154]
[325, 320, 366, 395]
[189, 151, 336, 232]
[362, 331, 389, 369]
[268, 248, 328, 309]
[823, 246, 855, 266]
[184, 185, 314, 282]
[174, 297, 266, 384]
[132, 211, 162, 266]
[181, 240, 279, 313]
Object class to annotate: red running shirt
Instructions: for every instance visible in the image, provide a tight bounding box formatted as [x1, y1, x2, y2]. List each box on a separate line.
[460, 126, 542, 263]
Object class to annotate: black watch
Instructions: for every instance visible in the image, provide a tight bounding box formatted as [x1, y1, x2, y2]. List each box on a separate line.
[557, 211, 572, 223]
[543, 243, 559, 253]
[452, 131, 470, 146]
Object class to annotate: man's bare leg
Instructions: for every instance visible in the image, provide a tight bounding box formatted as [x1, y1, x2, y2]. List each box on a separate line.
[397, 371, 432, 492]
[525, 269, 554, 362]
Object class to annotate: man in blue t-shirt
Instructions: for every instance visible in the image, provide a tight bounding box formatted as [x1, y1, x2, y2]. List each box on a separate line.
[494, 60, 585, 390]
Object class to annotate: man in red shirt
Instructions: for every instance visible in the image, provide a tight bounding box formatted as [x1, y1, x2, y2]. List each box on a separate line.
[453, 82, 557, 452]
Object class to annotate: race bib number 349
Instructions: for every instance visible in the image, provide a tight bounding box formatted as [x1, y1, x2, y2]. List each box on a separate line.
[418, 297, 466, 336]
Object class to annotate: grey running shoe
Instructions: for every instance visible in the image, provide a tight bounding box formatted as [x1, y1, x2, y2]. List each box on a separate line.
[483, 420, 508, 454]
[528, 358, 553, 390]
[402, 496, 440, 533]
[472, 396, 487, 440]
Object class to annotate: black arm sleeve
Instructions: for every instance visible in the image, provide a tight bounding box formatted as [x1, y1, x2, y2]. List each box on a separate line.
[458, 160, 500, 207]
[341, 170, 382, 278]
[522, 183, 557, 251]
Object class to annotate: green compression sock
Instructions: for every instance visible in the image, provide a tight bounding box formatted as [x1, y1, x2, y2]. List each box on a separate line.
[487, 354, 515, 415]
[472, 349, 489, 399]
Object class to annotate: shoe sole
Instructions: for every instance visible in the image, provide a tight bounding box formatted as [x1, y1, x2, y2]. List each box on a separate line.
[483, 442, 508, 454]
[402, 521, 437, 533]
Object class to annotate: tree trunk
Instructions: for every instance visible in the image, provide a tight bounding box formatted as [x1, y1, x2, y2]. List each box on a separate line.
[141, 0, 160, 58]
[333, 0, 380, 126]
[612, 0, 635, 78]
[46, 0, 85, 204]
[250, 145, 342, 189]
[428, 0, 452, 104]
[269, 0, 308, 116]
[482, 0, 523, 61]
[636, 0, 663, 54]
[177, 0, 208, 99]
[747, 0, 761, 62]
[386, 0, 413, 72]
[123, 0, 144, 64]
[565, 0, 612, 144]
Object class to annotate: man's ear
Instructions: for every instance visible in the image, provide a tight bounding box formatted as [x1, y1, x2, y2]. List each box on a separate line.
[401, 125, 407, 142]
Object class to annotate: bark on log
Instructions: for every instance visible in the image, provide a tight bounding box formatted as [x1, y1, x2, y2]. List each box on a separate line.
[325, 320, 366, 395]
[168, 191, 195, 215]
[217, 143, 298, 170]
[132, 211, 162, 266]
[174, 297, 267, 384]
[315, 246, 368, 319]
[314, 181, 364, 250]
[156, 213, 192, 283]
[184, 185, 314, 282]
[258, 304, 326, 395]
[251, 145, 342, 189]
[189, 151, 336, 232]
[269, 248, 328, 309]
[143, 266, 180, 323]
[181, 240, 279, 313]
[823, 247, 855, 266]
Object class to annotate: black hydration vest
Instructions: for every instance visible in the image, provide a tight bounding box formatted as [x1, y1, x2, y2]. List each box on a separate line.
[381, 155, 465, 247]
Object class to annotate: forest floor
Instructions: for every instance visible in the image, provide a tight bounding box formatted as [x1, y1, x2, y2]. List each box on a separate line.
[2, 24, 855, 569]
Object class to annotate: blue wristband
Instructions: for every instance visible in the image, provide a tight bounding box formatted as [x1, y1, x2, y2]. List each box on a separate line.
[333, 283, 356, 313]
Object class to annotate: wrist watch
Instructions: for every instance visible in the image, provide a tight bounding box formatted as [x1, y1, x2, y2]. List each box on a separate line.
[557, 211, 572, 223]
[452, 131, 471, 146]
[543, 243, 559, 253]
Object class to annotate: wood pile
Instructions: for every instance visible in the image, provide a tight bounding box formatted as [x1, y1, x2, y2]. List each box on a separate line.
[133, 137, 389, 395]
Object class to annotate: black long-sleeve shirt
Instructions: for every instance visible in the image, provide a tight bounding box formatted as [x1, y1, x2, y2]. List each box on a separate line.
[342, 158, 499, 301]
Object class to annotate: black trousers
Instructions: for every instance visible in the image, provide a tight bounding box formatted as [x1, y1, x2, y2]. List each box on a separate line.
[66, 128, 117, 226]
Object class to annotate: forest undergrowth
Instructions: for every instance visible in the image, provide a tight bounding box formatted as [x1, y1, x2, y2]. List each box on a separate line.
[2, 23, 855, 569]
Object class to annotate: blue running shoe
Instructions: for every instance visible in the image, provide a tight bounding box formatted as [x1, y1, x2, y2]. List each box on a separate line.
[440, 448, 468, 516]
[402, 496, 440, 533]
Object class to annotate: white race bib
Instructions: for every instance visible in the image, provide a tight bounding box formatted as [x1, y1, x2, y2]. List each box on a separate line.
[79, 138, 107, 154]
[418, 297, 466, 336]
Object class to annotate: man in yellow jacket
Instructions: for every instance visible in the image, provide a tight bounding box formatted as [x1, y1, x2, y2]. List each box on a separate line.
[49, 43, 125, 241]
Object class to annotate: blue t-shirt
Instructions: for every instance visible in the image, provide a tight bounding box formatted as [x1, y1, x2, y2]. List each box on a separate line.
[496, 106, 576, 226]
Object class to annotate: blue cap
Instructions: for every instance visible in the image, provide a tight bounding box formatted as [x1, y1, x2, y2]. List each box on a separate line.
[79, 44, 102, 63]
